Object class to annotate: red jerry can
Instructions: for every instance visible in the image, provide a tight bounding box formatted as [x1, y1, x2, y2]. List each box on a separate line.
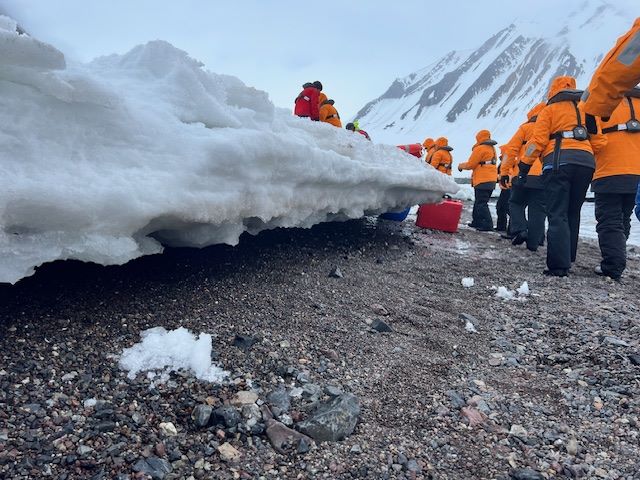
[416, 200, 463, 233]
[397, 143, 424, 159]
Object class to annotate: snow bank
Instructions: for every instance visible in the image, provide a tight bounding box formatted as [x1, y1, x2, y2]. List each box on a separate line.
[119, 327, 228, 383]
[461, 277, 475, 288]
[0, 17, 458, 284]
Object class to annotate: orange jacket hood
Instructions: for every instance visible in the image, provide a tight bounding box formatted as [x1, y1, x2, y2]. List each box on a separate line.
[423, 138, 435, 149]
[548, 76, 577, 99]
[474, 130, 492, 146]
[527, 102, 546, 120]
[435, 137, 449, 148]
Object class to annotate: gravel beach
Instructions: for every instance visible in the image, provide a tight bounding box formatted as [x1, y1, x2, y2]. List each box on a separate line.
[1, 207, 639, 480]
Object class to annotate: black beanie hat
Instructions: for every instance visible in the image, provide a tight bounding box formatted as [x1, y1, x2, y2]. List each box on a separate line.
[303, 82, 313, 88]
[345, 123, 355, 131]
[312, 81, 323, 91]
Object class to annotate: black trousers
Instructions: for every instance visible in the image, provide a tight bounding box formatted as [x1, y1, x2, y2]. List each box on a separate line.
[595, 192, 636, 278]
[509, 183, 547, 250]
[543, 165, 594, 271]
[473, 185, 494, 231]
[496, 189, 511, 231]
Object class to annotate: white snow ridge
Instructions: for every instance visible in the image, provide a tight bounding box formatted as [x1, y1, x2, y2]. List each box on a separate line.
[0, 16, 458, 284]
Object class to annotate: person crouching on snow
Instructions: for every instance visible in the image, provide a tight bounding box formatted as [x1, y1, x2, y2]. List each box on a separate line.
[458, 130, 498, 232]
[319, 99, 342, 128]
[346, 121, 371, 140]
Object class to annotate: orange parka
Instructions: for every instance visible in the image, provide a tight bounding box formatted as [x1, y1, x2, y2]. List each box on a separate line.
[522, 76, 607, 167]
[423, 138, 436, 164]
[319, 100, 342, 128]
[429, 137, 454, 175]
[458, 130, 498, 187]
[503, 102, 546, 177]
[583, 18, 640, 118]
[594, 90, 640, 181]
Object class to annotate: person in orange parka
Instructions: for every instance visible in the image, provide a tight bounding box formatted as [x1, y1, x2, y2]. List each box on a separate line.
[495, 145, 515, 233]
[429, 137, 454, 175]
[423, 138, 436, 164]
[521, 76, 607, 277]
[502, 102, 547, 251]
[592, 87, 640, 280]
[582, 18, 640, 123]
[319, 99, 342, 128]
[458, 130, 499, 231]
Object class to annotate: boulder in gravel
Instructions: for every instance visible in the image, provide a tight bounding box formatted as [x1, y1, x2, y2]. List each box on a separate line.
[265, 418, 313, 454]
[371, 319, 393, 333]
[212, 406, 241, 429]
[628, 354, 640, 366]
[232, 335, 259, 351]
[329, 266, 343, 278]
[133, 457, 172, 480]
[191, 405, 213, 428]
[267, 388, 291, 412]
[296, 393, 360, 442]
[510, 468, 544, 480]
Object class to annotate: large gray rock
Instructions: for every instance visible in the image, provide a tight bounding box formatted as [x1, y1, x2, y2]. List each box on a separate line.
[132, 457, 172, 480]
[191, 404, 213, 428]
[296, 393, 360, 442]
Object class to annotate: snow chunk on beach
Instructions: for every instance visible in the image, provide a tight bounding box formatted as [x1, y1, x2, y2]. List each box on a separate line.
[119, 327, 228, 383]
[461, 277, 475, 288]
[0, 17, 458, 284]
[494, 282, 531, 301]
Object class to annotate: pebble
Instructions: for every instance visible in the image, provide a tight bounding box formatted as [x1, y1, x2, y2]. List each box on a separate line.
[158, 422, 177, 437]
[230, 391, 259, 406]
[328, 266, 343, 278]
[297, 394, 360, 442]
[371, 319, 393, 333]
[217, 443, 241, 462]
[191, 405, 213, 428]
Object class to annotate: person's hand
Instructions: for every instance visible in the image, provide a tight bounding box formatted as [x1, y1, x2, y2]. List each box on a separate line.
[517, 161, 531, 183]
[457, 166, 463, 172]
[499, 175, 510, 188]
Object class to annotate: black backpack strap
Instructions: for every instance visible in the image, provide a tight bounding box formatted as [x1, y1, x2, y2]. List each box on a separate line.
[628, 96, 637, 121]
[572, 101, 583, 127]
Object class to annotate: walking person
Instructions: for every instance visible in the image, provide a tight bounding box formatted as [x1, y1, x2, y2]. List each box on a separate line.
[592, 88, 640, 280]
[503, 103, 547, 251]
[458, 130, 498, 232]
[520, 76, 607, 276]
[495, 145, 514, 233]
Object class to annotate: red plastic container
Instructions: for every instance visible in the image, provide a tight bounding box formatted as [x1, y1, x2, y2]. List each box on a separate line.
[397, 143, 424, 159]
[416, 200, 463, 233]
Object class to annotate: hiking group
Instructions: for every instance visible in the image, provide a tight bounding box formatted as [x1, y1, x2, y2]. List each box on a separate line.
[293, 18, 640, 282]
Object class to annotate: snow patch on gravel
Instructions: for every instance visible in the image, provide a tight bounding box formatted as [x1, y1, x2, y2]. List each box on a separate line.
[119, 327, 228, 383]
[494, 282, 531, 301]
[461, 277, 475, 288]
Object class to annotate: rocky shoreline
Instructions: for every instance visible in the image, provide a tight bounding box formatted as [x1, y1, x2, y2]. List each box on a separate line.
[1, 209, 639, 479]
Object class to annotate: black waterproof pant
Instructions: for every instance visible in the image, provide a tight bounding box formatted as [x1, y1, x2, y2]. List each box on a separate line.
[595, 192, 636, 279]
[473, 184, 494, 231]
[496, 189, 511, 232]
[543, 165, 594, 272]
[509, 183, 546, 250]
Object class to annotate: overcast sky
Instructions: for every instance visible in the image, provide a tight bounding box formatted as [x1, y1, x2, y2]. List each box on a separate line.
[3, 0, 638, 118]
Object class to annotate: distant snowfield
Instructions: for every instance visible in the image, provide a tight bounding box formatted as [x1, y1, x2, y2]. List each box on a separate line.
[0, 16, 458, 284]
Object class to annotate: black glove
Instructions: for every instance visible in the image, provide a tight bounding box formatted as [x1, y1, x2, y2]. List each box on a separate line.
[457, 166, 463, 172]
[585, 114, 598, 135]
[499, 175, 510, 188]
[517, 162, 531, 183]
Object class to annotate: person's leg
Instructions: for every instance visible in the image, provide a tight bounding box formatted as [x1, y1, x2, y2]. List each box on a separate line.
[476, 188, 494, 231]
[622, 193, 635, 240]
[526, 187, 546, 251]
[596, 192, 626, 279]
[496, 189, 510, 231]
[508, 184, 528, 240]
[543, 169, 571, 273]
[567, 166, 594, 263]
[471, 189, 480, 228]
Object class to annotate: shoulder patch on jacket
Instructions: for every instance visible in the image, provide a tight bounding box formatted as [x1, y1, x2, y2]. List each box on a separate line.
[618, 31, 640, 66]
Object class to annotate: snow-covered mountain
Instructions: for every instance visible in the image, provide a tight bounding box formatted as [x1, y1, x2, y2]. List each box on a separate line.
[356, 1, 637, 164]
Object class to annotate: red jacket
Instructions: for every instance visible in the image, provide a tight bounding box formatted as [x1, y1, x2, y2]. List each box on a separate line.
[294, 87, 320, 120]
